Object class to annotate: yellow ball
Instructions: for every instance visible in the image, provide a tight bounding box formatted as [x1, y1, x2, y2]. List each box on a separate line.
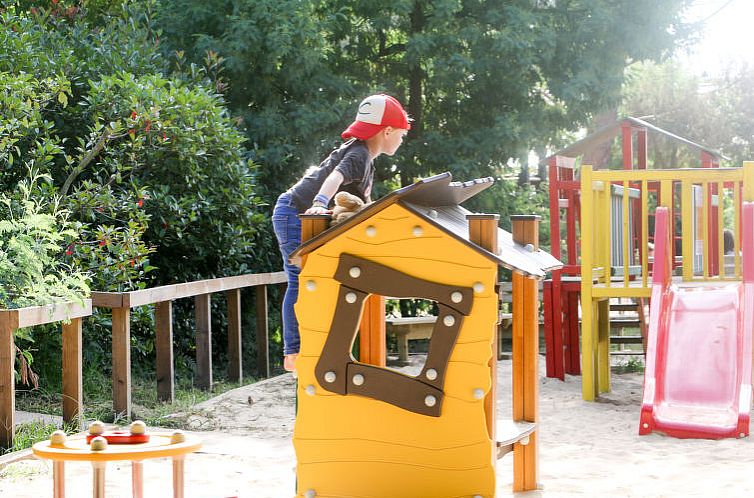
[170, 430, 186, 444]
[88, 420, 105, 436]
[90, 436, 108, 451]
[130, 420, 147, 435]
[49, 430, 66, 445]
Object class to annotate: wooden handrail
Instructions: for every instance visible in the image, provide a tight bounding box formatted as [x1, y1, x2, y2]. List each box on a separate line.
[91, 272, 286, 308]
[91, 271, 287, 420]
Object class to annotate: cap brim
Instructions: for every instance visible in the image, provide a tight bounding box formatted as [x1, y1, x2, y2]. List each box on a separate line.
[341, 121, 385, 140]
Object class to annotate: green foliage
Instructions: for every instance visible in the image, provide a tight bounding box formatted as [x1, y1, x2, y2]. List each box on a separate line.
[621, 60, 754, 169]
[0, 171, 90, 309]
[156, 0, 695, 199]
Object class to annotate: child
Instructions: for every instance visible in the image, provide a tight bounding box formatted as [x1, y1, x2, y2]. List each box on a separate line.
[272, 94, 411, 371]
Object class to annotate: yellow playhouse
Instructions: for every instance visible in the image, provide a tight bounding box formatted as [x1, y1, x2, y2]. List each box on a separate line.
[290, 173, 561, 498]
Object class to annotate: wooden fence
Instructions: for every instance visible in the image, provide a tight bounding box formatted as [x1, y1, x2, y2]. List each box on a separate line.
[91, 271, 286, 419]
[1, 301, 92, 447]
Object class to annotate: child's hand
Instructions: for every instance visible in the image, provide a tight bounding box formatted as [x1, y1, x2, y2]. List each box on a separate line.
[284, 353, 298, 372]
[304, 205, 332, 215]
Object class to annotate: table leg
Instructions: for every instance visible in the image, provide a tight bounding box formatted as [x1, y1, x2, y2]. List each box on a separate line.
[53, 461, 65, 498]
[92, 461, 106, 498]
[172, 456, 185, 498]
[132, 460, 144, 498]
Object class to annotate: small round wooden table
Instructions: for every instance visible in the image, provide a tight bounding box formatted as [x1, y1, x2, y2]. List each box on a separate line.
[32, 431, 201, 498]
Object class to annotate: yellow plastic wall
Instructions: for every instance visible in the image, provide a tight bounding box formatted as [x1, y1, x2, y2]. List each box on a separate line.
[294, 203, 499, 498]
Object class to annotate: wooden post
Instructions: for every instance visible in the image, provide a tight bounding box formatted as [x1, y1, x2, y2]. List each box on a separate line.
[467, 214, 499, 442]
[195, 294, 212, 391]
[621, 122, 633, 170]
[510, 215, 540, 492]
[358, 295, 386, 366]
[227, 289, 242, 383]
[62, 318, 83, 428]
[256, 285, 270, 378]
[155, 301, 174, 403]
[112, 307, 131, 419]
[0, 320, 15, 448]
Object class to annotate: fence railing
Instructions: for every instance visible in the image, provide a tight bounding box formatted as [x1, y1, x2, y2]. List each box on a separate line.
[1, 301, 92, 447]
[581, 162, 754, 297]
[91, 271, 286, 419]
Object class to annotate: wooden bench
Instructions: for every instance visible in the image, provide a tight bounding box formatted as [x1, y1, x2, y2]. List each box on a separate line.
[386, 314, 514, 363]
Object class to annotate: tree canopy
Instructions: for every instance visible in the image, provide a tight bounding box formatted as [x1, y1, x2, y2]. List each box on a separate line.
[156, 0, 695, 195]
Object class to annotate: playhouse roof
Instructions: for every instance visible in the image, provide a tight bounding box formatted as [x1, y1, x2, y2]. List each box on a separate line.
[546, 116, 728, 162]
[290, 173, 562, 278]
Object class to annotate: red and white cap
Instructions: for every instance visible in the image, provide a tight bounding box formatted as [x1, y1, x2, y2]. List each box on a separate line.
[341, 94, 411, 140]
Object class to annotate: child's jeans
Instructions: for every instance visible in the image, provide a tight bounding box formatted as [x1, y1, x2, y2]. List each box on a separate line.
[272, 192, 301, 355]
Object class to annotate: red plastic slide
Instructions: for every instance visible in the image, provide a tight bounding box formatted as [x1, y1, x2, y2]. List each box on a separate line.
[639, 203, 754, 439]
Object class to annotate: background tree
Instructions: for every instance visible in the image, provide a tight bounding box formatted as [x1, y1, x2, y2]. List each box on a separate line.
[156, 0, 695, 199]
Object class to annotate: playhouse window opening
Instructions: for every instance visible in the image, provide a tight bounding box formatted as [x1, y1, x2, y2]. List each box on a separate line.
[383, 298, 438, 377]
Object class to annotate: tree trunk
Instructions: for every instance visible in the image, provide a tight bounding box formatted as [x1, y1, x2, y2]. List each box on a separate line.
[403, 1, 425, 187]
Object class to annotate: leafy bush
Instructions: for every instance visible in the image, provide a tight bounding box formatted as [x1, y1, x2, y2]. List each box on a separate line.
[0, 171, 90, 309]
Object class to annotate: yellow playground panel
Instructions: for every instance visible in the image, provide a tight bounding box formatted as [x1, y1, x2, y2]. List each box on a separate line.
[290, 173, 560, 498]
[580, 161, 754, 400]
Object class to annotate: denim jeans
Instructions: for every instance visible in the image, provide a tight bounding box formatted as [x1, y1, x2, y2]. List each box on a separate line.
[272, 192, 302, 355]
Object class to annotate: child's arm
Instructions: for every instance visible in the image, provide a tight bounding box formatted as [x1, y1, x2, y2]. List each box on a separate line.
[304, 170, 344, 214]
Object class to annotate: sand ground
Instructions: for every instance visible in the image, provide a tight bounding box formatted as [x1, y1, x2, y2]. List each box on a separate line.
[1, 358, 753, 498]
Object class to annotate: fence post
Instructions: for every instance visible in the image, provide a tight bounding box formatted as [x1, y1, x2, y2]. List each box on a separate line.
[227, 289, 242, 383]
[62, 317, 83, 428]
[0, 320, 15, 448]
[112, 307, 131, 419]
[255, 285, 270, 378]
[156, 301, 174, 403]
[195, 294, 212, 390]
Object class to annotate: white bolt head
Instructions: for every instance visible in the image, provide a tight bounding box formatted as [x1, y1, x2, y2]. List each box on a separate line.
[424, 395, 437, 407]
[50, 430, 66, 445]
[349, 266, 361, 278]
[412, 225, 423, 237]
[473, 495, 483, 498]
[88, 420, 105, 435]
[305, 490, 317, 498]
[305, 280, 317, 291]
[305, 385, 316, 396]
[425, 368, 438, 381]
[473, 388, 485, 400]
[740, 432, 747, 438]
[443, 315, 456, 327]
[450, 291, 463, 303]
[428, 209, 438, 218]
[352, 374, 365, 386]
[519, 435, 530, 446]
[324, 371, 336, 383]
[524, 243, 535, 252]
[365, 225, 377, 237]
[345, 292, 357, 303]
[90, 436, 108, 451]
[642, 423, 649, 429]
[130, 420, 146, 435]
[472, 282, 485, 294]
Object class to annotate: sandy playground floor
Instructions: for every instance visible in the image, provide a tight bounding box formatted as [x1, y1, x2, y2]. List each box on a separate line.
[1, 358, 754, 497]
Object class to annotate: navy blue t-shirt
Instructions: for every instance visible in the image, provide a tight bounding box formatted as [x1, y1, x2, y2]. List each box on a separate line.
[287, 139, 373, 213]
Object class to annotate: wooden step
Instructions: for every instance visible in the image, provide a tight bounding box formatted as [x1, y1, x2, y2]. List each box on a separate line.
[610, 303, 641, 312]
[610, 318, 641, 328]
[610, 335, 643, 344]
